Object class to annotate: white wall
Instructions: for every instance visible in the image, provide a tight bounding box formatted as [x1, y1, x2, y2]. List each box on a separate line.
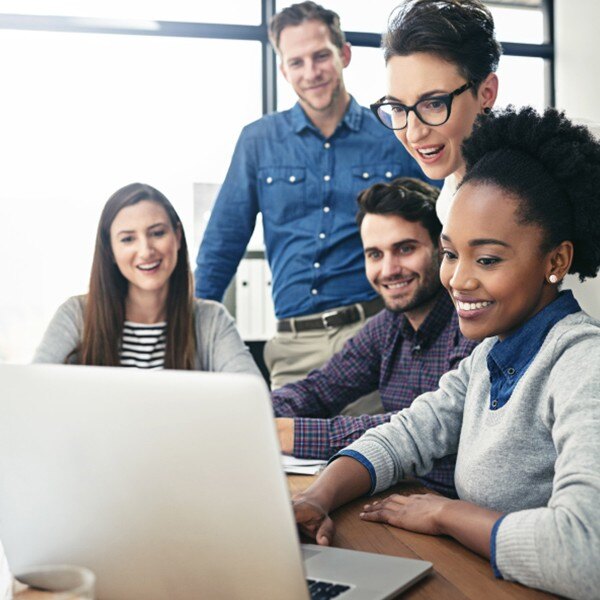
[554, 0, 600, 317]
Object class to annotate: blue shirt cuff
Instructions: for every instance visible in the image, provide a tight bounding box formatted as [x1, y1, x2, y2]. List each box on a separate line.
[331, 449, 376, 494]
[490, 514, 507, 579]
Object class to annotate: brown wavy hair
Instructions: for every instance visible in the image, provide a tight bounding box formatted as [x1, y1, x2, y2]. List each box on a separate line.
[78, 183, 196, 369]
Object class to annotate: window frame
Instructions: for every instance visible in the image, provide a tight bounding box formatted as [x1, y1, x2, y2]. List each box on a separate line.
[0, 0, 554, 113]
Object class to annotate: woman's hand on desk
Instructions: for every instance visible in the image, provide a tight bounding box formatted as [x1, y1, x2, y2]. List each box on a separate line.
[359, 493, 452, 535]
[291, 456, 372, 546]
[292, 496, 335, 546]
[360, 494, 503, 559]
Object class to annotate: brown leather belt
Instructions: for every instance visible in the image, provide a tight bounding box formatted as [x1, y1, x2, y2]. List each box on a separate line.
[276, 297, 384, 333]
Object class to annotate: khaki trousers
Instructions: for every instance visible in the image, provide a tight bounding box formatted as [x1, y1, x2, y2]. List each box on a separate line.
[264, 314, 383, 417]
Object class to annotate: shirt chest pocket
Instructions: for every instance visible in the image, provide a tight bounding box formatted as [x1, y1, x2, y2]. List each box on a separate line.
[350, 163, 403, 198]
[257, 166, 307, 225]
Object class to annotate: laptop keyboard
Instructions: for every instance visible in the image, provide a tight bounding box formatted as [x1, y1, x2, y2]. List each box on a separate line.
[306, 578, 351, 599]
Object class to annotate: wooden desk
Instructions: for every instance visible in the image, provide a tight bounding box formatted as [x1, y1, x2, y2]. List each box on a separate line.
[12, 476, 560, 599]
[288, 474, 560, 600]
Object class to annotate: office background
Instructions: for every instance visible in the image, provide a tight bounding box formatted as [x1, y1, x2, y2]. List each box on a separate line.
[0, 0, 597, 364]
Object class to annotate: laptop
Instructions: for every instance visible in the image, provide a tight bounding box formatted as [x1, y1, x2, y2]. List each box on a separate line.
[0, 364, 432, 599]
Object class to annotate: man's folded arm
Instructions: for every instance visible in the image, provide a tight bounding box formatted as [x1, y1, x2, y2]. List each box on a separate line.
[292, 412, 395, 460]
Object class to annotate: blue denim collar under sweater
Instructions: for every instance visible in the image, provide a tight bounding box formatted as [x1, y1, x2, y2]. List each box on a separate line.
[486, 290, 581, 410]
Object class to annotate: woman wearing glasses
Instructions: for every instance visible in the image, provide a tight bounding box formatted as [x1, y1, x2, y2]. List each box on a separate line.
[371, 0, 500, 224]
[34, 183, 260, 374]
[293, 107, 600, 600]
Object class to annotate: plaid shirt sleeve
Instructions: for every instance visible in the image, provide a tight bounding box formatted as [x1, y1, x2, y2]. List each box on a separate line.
[290, 307, 479, 494]
[271, 313, 387, 418]
[293, 412, 394, 459]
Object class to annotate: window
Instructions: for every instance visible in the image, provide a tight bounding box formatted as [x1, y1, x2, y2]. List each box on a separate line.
[275, 1, 552, 110]
[276, 0, 547, 43]
[0, 29, 261, 361]
[0, 1, 260, 25]
[496, 56, 547, 111]
[492, 5, 545, 44]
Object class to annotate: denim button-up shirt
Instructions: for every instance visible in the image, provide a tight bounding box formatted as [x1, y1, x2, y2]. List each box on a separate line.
[195, 98, 438, 319]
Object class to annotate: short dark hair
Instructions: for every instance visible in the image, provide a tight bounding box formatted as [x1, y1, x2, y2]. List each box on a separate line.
[461, 106, 600, 281]
[356, 177, 441, 245]
[269, 1, 345, 53]
[383, 0, 501, 89]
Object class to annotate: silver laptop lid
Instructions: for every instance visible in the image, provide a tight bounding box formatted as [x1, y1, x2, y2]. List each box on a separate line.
[0, 364, 309, 600]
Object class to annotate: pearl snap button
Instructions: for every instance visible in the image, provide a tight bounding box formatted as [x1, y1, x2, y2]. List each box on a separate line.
[319, 233, 326, 239]
[323, 174, 331, 182]
[266, 176, 273, 184]
[289, 175, 296, 183]
[323, 206, 330, 213]
[385, 171, 393, 178]
[362, 172, 370, 179]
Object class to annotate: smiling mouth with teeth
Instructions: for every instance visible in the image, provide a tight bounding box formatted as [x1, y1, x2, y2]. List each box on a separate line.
[417, 146, 443, 158]
[383, 277, 414, 290]
[137, 261, 161, 271]
[457, 300, 493, 311]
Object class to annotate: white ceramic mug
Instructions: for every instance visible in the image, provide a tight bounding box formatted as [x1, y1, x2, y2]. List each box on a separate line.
[12, 565, 95, 600]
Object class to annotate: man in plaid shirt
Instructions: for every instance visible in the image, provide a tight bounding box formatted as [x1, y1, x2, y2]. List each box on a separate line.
[273, 177, 478, 496]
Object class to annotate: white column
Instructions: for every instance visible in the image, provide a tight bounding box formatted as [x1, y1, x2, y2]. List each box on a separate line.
[554, 0, 600, 317]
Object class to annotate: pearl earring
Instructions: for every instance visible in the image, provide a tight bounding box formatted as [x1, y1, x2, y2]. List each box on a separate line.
[548, 274, 558, 284]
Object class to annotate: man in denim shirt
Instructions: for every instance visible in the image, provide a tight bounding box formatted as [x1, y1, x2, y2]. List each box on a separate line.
[195, 2, 434, 398]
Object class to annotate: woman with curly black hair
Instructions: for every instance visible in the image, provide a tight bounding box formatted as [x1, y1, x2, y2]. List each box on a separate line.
[291, 107, 600, 600]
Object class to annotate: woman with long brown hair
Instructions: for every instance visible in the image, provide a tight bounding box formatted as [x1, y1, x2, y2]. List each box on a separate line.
[34, 182, 259, 373]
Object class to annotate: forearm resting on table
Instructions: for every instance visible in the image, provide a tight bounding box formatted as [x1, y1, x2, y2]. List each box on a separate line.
[436, 500, 503, 559]
[276, 418, 294, 455]
[295, 456, 371, 513]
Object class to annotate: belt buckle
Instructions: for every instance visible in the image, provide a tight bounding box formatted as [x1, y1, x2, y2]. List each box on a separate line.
[321, 310, 338, 329]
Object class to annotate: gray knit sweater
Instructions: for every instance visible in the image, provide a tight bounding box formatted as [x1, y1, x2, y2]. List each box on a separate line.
[344, 311, 600, 600]
[33, 295, 261, 375]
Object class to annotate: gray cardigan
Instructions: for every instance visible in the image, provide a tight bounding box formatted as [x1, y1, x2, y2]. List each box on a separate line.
[344, 311, 600, 600]
[33, 295, 261, 376]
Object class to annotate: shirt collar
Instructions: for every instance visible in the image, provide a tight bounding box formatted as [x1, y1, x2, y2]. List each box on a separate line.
[488, 290, 581, 376]
[290, 96, 363, 135]
[341, 96, 363, 132]
[400, 290, 455, 346]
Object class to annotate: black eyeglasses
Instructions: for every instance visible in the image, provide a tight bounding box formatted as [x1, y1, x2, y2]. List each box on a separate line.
[370, 82, 474, 131]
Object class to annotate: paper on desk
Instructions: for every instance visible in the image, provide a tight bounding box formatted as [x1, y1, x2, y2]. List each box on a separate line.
[281, 455, 327, 475]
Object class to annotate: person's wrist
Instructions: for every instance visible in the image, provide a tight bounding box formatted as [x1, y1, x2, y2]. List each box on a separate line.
[434, 497, 459, 536]
[276, 417, 295, 455]
[288, 418, 296, 455]
[293, 487, 333, 515]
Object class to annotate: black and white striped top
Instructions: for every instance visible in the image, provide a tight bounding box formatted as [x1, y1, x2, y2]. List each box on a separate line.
[120, 321, 167, 370]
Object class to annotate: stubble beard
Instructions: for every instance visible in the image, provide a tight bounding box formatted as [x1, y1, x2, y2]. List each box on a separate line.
[382, 256, 442, 314]
[299, 79, 341, 113]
